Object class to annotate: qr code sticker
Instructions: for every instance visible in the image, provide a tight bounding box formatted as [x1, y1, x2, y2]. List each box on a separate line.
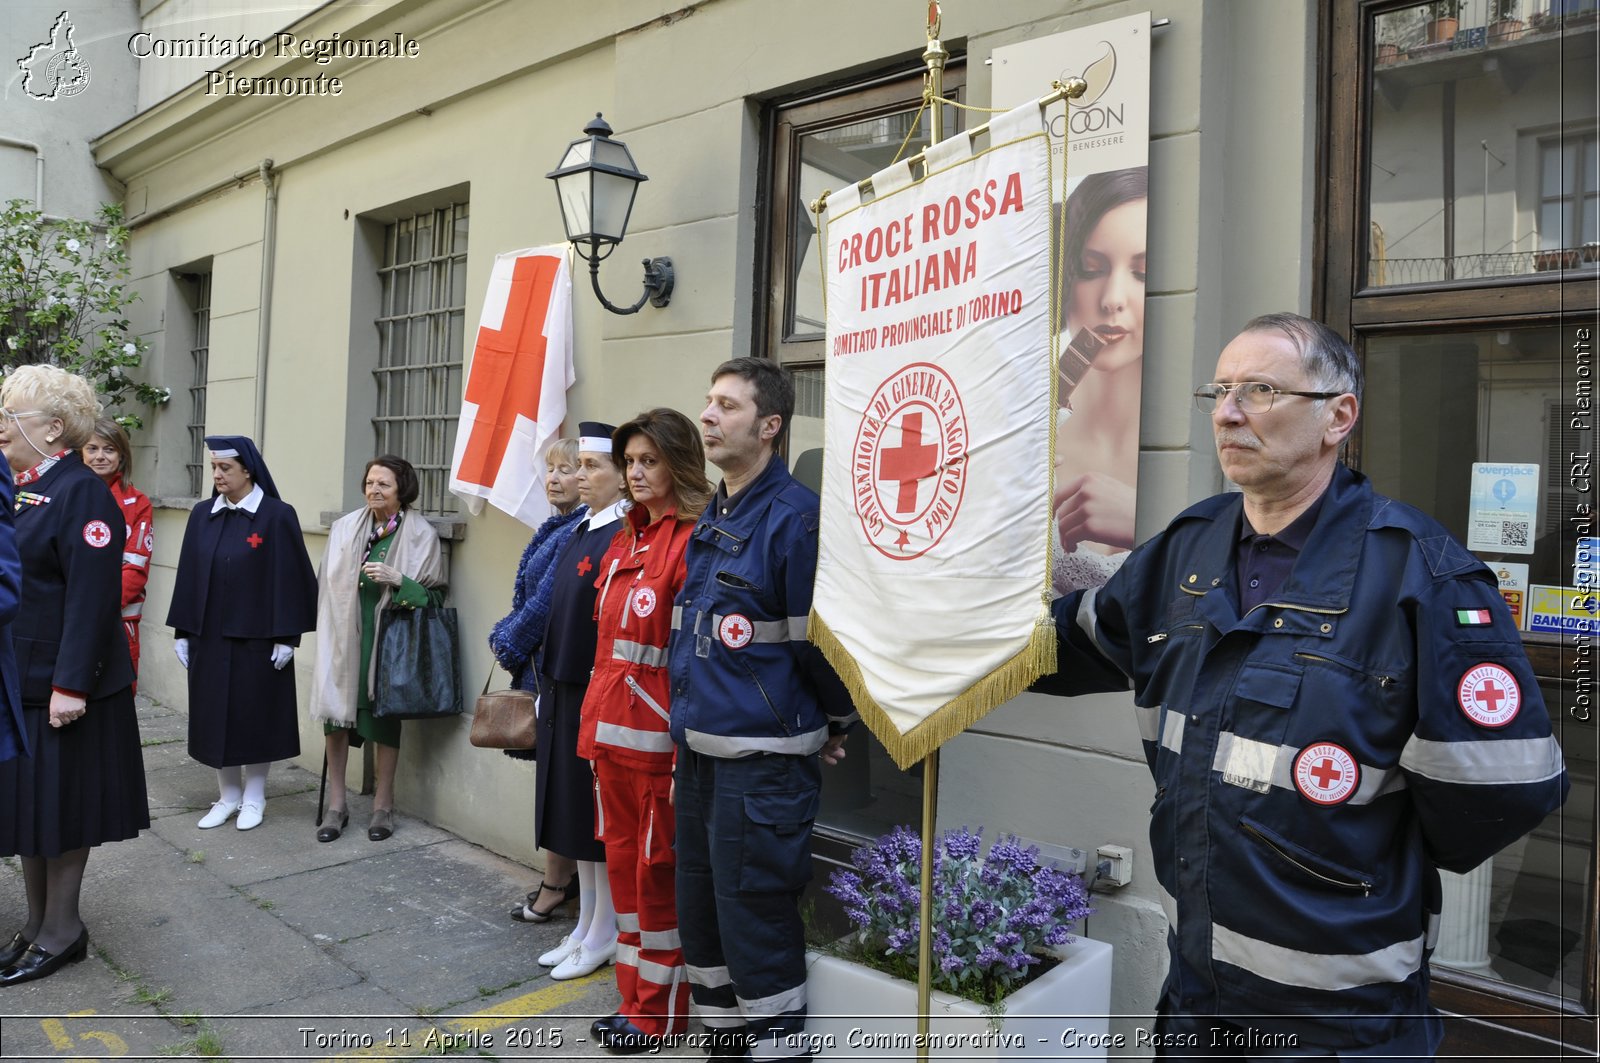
[1501, 520, 1530, 548]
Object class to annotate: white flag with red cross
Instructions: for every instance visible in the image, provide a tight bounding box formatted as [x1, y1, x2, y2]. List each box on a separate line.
[810, 102, 1058, 770]
[448, 245, 574, 527]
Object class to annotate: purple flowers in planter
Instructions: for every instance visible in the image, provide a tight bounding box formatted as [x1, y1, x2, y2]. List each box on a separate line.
[826, 825, 1094, 1003]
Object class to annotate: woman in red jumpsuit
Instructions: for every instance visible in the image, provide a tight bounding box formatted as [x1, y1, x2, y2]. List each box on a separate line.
[579, 409, 710, 1054]
[81, 418, 151, 686]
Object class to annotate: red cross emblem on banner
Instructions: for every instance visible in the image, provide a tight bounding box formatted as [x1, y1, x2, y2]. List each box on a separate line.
[877, 412, 939, 515]
[246, 533, 264, 549]
[852, 363, 969, 562]
[1456, 662, 1521, 728]
[1292, 742, 1360, 805]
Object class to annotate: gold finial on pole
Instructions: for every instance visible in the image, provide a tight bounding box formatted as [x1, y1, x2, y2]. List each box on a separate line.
[923, 2, 948, 144]
[809, 190, 830, 216]
[1054, 76, 1089, 101]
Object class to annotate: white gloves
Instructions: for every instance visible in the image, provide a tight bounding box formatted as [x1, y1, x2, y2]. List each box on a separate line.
[175, 638, 190, 669]
[271, 643, 294, 670]
[362, 561, 402, 587]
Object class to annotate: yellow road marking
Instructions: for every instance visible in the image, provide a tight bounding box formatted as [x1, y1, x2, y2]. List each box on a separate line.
[321, 968, 612, 1061]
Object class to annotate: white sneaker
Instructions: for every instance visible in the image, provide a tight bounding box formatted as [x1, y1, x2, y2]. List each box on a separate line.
[550, 937, 617, 980]
[538, 934, 581, 968]
[235, 802, 265, 831]
[197, 800, 241, 829]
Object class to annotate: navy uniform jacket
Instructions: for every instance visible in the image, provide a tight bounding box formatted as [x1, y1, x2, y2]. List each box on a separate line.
[539, 504, 624, 685]
[11, 453, 133, 704]
[0, 476, 25, 760]
[1038, 464, 1568, 1046]
[667, 455, 855, 759]
[166, 492, 317, 642]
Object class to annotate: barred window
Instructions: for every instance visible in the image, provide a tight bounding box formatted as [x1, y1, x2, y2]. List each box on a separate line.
[373, 202, 468, 515]
[186, 271, 212, 497]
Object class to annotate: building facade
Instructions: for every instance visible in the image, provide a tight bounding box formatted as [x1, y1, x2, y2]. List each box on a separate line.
[27, 0, 1595, 1052]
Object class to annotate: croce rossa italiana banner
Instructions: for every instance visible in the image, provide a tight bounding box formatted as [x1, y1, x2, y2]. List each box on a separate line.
[810, 103, 1057, 769]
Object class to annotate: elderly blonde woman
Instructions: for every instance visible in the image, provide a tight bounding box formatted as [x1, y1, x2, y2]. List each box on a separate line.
[0, 365, 148, 985]
[308, 455, 444, 843]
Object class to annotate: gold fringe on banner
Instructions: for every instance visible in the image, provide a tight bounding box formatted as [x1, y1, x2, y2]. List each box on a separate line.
[810, 608, 1058, 772]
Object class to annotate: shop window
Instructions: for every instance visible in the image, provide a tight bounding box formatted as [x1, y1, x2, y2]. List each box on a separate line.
[1325, 1, 1597, 1052]
[372, 201, 468, 516]
[1368, 1, 1599, 286]
[761, 65, 963, 846]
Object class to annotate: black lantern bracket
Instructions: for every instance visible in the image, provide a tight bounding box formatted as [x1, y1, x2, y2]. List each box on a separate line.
[583, 246, 674, 315]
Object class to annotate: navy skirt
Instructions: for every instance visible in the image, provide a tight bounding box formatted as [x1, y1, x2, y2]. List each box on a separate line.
[533, 678, 604, 863]
[0, 692, 150, 857]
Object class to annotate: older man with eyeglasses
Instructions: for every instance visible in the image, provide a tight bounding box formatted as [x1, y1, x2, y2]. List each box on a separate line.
[1036, 312, 1568, 1059]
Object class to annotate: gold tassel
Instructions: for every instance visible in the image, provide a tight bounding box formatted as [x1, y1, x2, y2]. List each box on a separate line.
[810, 609, 1058, 772]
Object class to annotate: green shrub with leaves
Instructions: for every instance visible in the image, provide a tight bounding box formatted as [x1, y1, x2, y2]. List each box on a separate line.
[0, 198, 169, 428]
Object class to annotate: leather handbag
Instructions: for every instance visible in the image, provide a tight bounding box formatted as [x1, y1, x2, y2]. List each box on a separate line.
[373, 603, 464, 720]
[469, 668, 537, 749]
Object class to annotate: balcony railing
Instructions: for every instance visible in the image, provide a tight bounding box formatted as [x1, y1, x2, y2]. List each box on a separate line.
[1368, 245, 1600, 285]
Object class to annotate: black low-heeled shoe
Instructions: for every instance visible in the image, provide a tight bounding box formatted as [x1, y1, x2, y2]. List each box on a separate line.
[0, 932, 29, 969]
[0, 928, 88, 986]
[317, 808, 349, 843]
[590, 1012, 628, 1040]
[598, 1019, 666, 1056]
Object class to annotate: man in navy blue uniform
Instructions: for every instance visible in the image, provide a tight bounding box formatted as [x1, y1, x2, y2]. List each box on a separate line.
[1037, 313, 1568, 1058]
[669, 358, 856, 1063]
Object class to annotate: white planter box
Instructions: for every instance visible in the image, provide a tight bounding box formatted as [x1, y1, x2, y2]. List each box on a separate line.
[803, 936, 1114, 1060]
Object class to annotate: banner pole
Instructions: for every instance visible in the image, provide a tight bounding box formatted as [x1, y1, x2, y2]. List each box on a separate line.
[916, 6, 949, 1061]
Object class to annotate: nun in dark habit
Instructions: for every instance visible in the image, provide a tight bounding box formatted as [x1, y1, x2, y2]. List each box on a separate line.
[167, 436, 317, 831]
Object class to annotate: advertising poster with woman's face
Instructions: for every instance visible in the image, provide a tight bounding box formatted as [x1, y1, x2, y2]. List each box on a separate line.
[992, 12, 1152, 601]
[1051, 166, 1147, 597]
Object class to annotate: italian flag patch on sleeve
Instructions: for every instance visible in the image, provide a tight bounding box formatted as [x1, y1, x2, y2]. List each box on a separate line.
[1455, 608, 1494, 626]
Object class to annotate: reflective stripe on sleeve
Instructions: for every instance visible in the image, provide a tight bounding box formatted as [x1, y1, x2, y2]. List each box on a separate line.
[1399, 734, 1566, 786]
[120, 602, 144, 619]
[123, 551, 149, 568]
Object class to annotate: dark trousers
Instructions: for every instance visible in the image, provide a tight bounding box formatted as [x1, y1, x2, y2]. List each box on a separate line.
[675, 747, 821, 1062]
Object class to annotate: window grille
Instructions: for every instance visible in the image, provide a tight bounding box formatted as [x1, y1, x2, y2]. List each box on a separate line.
[187, 272, 212, 497]
[373, 202, 469, 515]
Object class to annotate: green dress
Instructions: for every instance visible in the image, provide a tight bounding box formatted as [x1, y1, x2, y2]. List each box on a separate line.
[323, 532, 429, 749]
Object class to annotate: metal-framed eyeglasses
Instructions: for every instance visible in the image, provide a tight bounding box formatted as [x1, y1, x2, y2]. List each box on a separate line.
[1192, 382, 1345, 415]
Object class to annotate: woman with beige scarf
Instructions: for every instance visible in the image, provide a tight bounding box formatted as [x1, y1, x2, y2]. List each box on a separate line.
[308, 456, 444, 843]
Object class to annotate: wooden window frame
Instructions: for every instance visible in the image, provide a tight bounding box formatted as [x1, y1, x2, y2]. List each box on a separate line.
[757, 61, 966, 369]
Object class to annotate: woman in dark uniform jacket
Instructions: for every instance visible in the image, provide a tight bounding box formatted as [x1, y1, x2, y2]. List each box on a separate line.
[534, 423, 625, 979]
[167, 435, 317, 833]
[0, 365, 149, 985]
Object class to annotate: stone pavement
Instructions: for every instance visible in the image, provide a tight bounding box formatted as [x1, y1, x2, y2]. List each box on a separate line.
[0, 694, 659, 1062]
